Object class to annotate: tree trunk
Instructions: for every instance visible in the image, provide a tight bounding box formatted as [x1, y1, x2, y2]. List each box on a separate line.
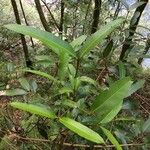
[41, 0, 59, 31]
[19, 0, 34, 48]
[91, 0, 101, 34]
[138, 34, 150, 64]
[59, 0, 65, 37]
[34, 0, 50, 32]
[11, 0, 32, 68]
[119, 0, 148, 60]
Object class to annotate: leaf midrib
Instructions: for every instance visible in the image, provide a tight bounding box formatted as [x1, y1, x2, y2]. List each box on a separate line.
[94, 81, 130, 112]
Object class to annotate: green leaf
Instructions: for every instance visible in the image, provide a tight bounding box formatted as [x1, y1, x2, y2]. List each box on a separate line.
[118, 61, 126, 79]
[58, 51, 70, 81]
[79, 18, 125, 58]
[37, 60, 52, 68]
[59, 117, 104, 143]
[59, 87, 73, 94]
[61, 99, 78, 108]
[35, 55, 52, 67]
[100, 102, 122, 124]
[142, 116, 150, 133]
[29, 80, 38, 93]
[70, 35, 87, 49]
[68, 64, 76, 77]
[127, 80, 145, 97]
[78, 76, 97, 86]
[23, 69, 59, 83]
[18, 78, 30, 91]
[101, 127, 122, 150]
[92, 77, 133, 123]
[103, 39, 113, 58]
[5, 24, 76, 57]
[10, 102, 57, 119]
[35, 55, 51, 61]
[5, 88, 27, 96]
[6, 62, 15, 72]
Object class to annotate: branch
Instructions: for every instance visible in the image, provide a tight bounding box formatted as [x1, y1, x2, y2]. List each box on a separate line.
[15, 135, 145, 148]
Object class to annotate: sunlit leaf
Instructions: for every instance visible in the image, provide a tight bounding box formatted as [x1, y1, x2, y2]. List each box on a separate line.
[70, 35, 87, 49]
[127, 79, 145, 97]
[118, 61, 126, 79]
[92, 77, 132, 123]
[79, 18, 125, 58]
[100, 102, 122, 124]
[58, 51, 70, 81]
[101, 127, 122, 150]
[61, 99, 78, 108]
[23, 69, 59, 83]
[5, 24, 76, 57]
[78, 76, 97, 86]
[59, 117, 104, 143]
[10, 102, 57, 119]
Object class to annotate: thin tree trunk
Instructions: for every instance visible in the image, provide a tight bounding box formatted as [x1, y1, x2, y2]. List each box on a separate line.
[19, 0, 34, 48]
[34, 0, 50, 32]
[91, 0, 101, 34]
[119, 0, 148, 60]
[59, 0, 65, 37]
[11, 0, 32, 68]
[138, 34, 150, 64]
[113, 1, 121, 19]
[82, 0, 92, 34]
[41, 0, 60, 31]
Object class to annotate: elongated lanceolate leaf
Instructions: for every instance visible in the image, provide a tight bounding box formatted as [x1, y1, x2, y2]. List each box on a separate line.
[127, 79, 145, 97]
[100, 102, 122, 124]
[59, 117, 104, 143]
[5, 24, 75, 57]
[101, 127, 122, 150]
[92, 77, 133, 123]
[70, 35, 87, 49]
[58, 51, 70, 81]
[23, 69, 59, 83]
[10, 102, 56, 119]
[78, 76, 97, 86]
[79, 18, 125, 58]
[118, 61, 126, 79]
[103, 39, 113, 58]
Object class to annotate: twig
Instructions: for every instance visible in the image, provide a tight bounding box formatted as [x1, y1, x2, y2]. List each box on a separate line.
[15, 135, 145, 148]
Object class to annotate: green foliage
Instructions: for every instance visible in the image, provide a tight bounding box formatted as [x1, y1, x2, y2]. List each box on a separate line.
[4, 24, 76, 58]
[59, 117, 104, 143]
[1, 16, 147, 149]
[101, 126, 122, 150]
[79, 18, 125, 58]
[92, 77, 133, 123]
[10, 102, 57, 119]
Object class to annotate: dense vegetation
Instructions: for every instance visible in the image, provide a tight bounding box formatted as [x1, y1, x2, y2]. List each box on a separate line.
[0, 0, 150, 149]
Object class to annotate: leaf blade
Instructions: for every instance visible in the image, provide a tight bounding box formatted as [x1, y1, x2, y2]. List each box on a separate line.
[79, 18, 125, 58]
[10, 102, 57, 119]
[92, 77, 133, 123]
[101, 127, 122, 150]
[5, 24, 76, 57]
[23, 69, 59, 83]
[59, 117, 104, 143]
